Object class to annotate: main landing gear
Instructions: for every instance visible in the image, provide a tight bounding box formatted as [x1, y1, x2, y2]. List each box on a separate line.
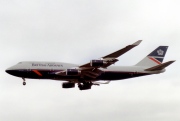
[78, 82, 92, 90]
[22, 78, 26, 86]
[78, 82, 100, 90]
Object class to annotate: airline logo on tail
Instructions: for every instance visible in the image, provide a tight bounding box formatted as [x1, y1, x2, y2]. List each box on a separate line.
[157, 49, 164, 56]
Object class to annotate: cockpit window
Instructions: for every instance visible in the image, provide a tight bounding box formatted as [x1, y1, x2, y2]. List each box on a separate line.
[18, 62, 22, 64]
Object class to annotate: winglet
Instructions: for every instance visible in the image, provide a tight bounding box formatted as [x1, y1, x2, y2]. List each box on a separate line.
[132, 40, 142, 46]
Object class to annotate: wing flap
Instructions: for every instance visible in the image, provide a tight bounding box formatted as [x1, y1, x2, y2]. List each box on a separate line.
[82, 69, 102, 79]
[83, 73, 97, 79]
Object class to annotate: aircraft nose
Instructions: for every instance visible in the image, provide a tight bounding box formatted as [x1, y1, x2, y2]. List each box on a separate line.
[5, 69, 8, 73]
[5, 69, 12, 75]
[5, 64, 21, 76]
[5, 66, 16, 75]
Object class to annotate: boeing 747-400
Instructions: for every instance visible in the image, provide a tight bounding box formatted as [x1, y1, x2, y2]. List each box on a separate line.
[6, 40, 175, 90]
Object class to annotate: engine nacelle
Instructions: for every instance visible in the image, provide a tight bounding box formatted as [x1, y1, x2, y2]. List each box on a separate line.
[66, 69, 80, 75]
[90, 60, 105, 67]
[62, 82, 75, 88]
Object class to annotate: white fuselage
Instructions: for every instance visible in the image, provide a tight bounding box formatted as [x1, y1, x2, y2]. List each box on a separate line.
[6, 61, 164, 82]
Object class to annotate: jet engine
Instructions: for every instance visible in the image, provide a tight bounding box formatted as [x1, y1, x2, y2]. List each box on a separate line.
[66, 69, 80, 75]
[62, 82, 75, 88]
[90, 60, 105, 67]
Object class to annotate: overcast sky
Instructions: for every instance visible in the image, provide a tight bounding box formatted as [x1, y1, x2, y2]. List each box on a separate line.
[0, 0, 180, 121]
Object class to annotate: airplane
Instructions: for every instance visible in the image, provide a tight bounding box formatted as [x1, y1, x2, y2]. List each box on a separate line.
[5, 40, 175, 90]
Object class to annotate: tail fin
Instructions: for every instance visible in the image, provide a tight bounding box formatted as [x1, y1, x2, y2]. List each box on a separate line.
[135, 46, 168, 67]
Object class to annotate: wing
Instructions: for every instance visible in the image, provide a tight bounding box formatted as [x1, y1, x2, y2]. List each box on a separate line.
[55, 40, 142, 79]
[80, 40, 142, 68]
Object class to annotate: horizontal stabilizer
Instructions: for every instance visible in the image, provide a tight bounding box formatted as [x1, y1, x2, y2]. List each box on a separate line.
[145, 60, 175, 71]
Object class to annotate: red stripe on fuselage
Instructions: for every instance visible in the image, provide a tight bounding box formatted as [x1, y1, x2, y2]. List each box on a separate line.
[32, 70, 43, 76]
[149, 57, 161, 64]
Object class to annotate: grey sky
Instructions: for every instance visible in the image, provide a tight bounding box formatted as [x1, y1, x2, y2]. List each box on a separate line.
[0, 0, 180, 121]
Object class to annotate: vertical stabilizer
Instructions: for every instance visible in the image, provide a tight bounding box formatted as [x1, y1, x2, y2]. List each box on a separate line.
[135, 46, 168, 67]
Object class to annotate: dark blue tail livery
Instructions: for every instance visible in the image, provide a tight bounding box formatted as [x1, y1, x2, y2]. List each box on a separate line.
[148, 46, 168, 63]
[148, 46, 168, 57]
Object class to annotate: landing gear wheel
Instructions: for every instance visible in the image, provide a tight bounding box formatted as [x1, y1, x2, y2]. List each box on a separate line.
[22, 78, 26, 86]
[23, 82, 26, 86]
[78, 83, 92, 90]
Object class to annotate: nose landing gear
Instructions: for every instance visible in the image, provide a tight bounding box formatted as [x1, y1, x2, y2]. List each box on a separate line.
[22, 78, 26, 86]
